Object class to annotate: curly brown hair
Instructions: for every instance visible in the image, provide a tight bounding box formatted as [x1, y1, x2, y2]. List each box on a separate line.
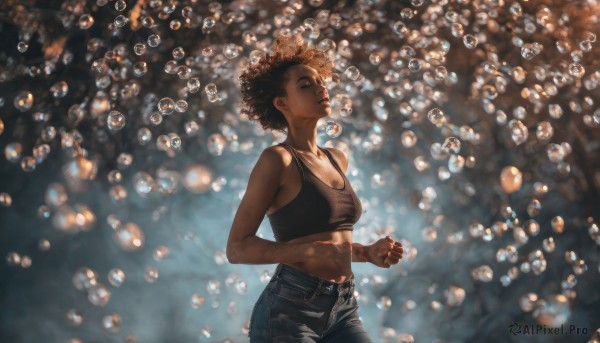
[238, 35, 334, 133]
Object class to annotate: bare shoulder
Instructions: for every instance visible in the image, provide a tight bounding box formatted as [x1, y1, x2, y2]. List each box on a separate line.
[323, 147, 349, 174]
[262, 144, 294, 166]
[255, 144, 294, 185]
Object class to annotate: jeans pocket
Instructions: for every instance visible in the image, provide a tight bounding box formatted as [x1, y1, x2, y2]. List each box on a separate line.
[273, 278, 310, 302]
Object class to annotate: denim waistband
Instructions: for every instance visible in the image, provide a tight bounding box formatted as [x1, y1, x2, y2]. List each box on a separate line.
[272, 264, 354, 295]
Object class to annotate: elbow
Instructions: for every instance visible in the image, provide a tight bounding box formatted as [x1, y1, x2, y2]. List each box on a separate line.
[226, 241, 241, 264]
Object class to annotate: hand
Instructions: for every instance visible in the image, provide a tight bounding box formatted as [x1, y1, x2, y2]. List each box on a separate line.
[365, 236, 403, 268]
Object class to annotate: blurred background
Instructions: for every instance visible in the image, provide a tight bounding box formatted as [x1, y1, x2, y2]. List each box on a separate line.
[0, 0, 599, 342]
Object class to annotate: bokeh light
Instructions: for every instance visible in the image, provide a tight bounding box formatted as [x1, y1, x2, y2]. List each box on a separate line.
[1, 0, 599, 342]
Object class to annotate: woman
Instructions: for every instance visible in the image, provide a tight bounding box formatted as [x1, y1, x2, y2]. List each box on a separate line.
[226, 35, 404, 342]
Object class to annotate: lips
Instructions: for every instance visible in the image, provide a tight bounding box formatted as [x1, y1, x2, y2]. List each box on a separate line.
[318, 97, 330, 104]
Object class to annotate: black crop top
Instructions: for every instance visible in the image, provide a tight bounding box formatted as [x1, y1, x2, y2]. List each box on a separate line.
[267, 143, 362, 242]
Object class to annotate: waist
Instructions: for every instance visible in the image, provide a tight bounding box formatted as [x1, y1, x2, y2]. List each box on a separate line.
[273, 263, 355, 293]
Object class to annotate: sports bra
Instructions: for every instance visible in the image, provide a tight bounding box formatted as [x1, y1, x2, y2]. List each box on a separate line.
[267, 143, 362, 242]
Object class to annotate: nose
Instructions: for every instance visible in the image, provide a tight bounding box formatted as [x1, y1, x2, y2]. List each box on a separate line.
[316, 84, 327, 97]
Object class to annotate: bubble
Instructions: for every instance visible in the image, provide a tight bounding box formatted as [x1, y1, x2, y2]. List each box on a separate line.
[534, 294, 571, 327]
[376, 296, 392, 310]
[182, 164, 213, 194]
[133, 43, 147, 55]
[6, 252, 21, 266]
[149, 112, 163, 126]
[175, 100, 188, 112]
[569, 63, 585, 78]
[400, 8, 414, 19]
[191, 294, 206, 309]
[168, 133, 182, 149]
[442, 137, 461, 154]
[207, 133, 226, 156]
[18, 255, 30, 268]
[408, 59, 421, 72]
[542, 237, 555, 253]
[500, 166, 522, 194]
[392, 21, 407, 36]
[450, 23, 464, 38]
[14, 91, 34, 112]
[152, 246, 169, 262]
[72, 267, 98, 291]
[115, 0, 126, 11]
[463, 34, 478, 49]
[157, 97, 175, 115]
[325, 121, 342, 138]
[547, 143, 565, 162]
[203, 17, 216, 31]
[434, 66, 448, 81]
[548, 104, 563, 119]
[147, 34, 161, 47]
[108, 268, 126, 287]
[113, 222, 144, 251]
[66, 309, 83, 326]
[511, 66, 527, 84]
[481, 85, 498, 99]
[551, 216, 565, 233]
[107, 110, 126, 130]
[133, 61, 147, 77]
[207, 279, 221, 295]
[344, 66, 360, 80]
[205, 83, 218, 96]
[508, 119, 528, 145]
[401, 130, 417, 148]
[102, 313, 121, 333]
[427, 108, 446, 127]
[114, 15, 128, 28]
[182, 121, 199, 137]
[536, 121, 554, 140]
[187, 78, 201, 93]
[79, 14, 95, 29]
[414, 156, 429, 172]
[143, 267, 158, 283]
[17, 41, 29, 53]
[0, 193, 12, 207]
[172, 47, 185, 59]
[38, 238, 51, 251]
[4, 142, 22, 162]
[472, 265, 493, 282]
[422, 226, 437, 242]
[444, 285, 466, 306]
[448, 155, 464, 173]
[223, 43, 240, 59]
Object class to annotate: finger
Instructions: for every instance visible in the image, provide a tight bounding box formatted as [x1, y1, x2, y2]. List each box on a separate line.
[386, 256, 400, 265]
[385, 236, 395, 242]
[388, 251, 402, 259]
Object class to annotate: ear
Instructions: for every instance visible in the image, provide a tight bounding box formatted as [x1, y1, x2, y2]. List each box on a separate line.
[272, 96, 288, 112]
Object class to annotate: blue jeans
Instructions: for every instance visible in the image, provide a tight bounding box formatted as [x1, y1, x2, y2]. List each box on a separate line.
[248, 263, 373, 342]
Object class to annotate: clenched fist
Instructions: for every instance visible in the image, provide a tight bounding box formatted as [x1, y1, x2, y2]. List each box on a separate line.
[365, 236, 403, 268]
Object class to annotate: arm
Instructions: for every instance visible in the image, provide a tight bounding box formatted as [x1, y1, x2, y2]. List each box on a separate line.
[351, 242, 369, 263]
[226, 147, 287, 264]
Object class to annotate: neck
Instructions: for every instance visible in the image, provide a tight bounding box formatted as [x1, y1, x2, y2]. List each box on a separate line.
[283, 119, 320, 154]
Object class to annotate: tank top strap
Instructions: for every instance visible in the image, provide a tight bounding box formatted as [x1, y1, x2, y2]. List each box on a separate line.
[278, 143, 305, 180]
[318, 147, 346, 178]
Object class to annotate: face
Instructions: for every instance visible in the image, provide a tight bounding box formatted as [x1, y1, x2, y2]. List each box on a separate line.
[273, 64, 331, 121]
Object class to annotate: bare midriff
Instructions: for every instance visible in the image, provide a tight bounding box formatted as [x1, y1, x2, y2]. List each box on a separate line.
[282, 229, 354, 284]
[267, 145, 354, 284]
